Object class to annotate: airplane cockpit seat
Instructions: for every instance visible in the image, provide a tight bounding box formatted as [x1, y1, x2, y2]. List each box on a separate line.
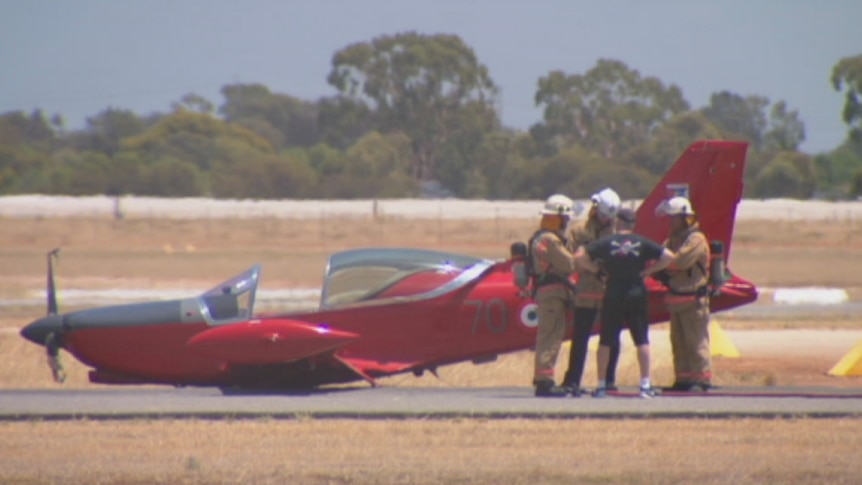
[203, 294, 240, 320]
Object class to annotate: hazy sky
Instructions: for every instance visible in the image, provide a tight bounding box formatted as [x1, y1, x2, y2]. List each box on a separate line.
[1, 1, 860, 153]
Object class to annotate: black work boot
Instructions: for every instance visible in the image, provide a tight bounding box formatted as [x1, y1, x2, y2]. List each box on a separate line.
[662, 381, 695, 392]
[569, 386, 588, 397]
[535, 380, 568, 398]
[562, 382, 587, 397]
[694, 381, 718, 391]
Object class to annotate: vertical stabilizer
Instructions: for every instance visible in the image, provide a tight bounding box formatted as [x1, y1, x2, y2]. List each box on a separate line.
[634, 141, 748, 264]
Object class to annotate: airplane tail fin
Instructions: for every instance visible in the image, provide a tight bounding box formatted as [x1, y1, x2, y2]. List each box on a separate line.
[634, 140, 748, 264]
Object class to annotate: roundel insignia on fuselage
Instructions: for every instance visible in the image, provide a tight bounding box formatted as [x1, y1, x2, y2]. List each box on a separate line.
[519, 303, 538, 328]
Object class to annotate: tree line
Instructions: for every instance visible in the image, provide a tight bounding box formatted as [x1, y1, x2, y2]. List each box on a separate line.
[2, 32, 861, 200]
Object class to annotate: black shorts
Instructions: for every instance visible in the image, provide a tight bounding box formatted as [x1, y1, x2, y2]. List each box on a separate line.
[599, 292, 649, 347]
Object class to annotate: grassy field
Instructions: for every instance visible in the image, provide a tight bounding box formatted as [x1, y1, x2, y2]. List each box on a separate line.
[1, 419, 861, 485]
[1, 216, 861, 485]
[2, 216, 862, 289]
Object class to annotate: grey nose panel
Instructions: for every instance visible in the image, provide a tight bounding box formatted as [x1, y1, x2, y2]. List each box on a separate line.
[20, 314, 65, 345]
[65, 300, 190, 329]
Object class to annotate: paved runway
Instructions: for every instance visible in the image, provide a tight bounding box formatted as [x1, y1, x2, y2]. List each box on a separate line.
[2, 386, 861, 420]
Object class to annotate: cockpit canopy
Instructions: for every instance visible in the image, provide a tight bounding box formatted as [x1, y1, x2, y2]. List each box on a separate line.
[320, 248, 490, 309]
[199, 264, 260, 324]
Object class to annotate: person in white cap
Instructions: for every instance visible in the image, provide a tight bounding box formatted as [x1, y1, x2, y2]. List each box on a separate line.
[528, 194, 577, 397]
[562, 188, 622, 396]
[649, 196, 713, 392]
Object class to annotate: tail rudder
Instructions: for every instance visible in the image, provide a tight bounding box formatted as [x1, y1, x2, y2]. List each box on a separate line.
[634, 140, 748, 264]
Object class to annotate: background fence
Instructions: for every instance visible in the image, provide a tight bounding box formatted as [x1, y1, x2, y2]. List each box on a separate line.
[1, 195, 861, 221]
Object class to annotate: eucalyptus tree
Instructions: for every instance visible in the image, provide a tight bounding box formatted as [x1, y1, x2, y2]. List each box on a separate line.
[532, 59, 689, 159]
[327, 32, 500, 190]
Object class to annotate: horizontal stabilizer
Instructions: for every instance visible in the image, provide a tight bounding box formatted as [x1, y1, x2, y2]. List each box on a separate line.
[186, 319, 358, 365]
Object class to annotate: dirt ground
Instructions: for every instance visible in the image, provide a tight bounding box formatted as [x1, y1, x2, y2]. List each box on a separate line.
[1, 216, 862, 291]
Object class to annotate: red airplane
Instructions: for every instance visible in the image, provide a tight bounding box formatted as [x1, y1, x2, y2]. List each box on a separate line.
[21, 140, 758, 389]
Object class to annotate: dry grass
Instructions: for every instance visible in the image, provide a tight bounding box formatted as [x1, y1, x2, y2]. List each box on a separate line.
[1, 216, 861, 291]
[0, 215, 533, 252]
[1, 419, 861, 485]
[1, 213, 858, 253]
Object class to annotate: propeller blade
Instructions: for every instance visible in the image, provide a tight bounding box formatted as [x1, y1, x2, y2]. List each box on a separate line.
[45, 332, 66, 384]
[46, 248, 60, 315]
[34, 248, 65, 384]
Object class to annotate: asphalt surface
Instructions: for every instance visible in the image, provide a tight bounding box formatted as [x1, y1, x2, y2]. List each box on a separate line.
[2, 386, 861, 421]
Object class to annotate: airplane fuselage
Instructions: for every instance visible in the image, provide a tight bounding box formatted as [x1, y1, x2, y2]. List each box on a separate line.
[24, 262, 757, 388]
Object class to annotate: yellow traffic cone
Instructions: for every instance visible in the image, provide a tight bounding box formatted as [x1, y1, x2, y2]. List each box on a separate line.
[827, 338, 862, 377]
[709, 320, 740, 358]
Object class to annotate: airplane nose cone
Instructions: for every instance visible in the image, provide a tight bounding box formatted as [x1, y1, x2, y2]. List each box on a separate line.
[20, 315, 65, 346]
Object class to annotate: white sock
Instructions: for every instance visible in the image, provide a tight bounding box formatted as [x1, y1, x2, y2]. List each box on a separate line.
[597, 379, 606, 389]
[640, 378, 651, 389]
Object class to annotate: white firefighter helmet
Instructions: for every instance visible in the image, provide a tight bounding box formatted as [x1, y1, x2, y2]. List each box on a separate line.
[656, 196, 695, 217]
[590, 188, 621, 219]
[540, 194, 575, 216]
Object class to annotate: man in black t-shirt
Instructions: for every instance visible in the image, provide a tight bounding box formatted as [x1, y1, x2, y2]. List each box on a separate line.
[574, 207, 674, 398]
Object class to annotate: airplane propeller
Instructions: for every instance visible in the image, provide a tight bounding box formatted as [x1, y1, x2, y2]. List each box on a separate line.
[47, 248, 60, 315]
[44, 248, 66, 383]
[45, 332, 65, 383]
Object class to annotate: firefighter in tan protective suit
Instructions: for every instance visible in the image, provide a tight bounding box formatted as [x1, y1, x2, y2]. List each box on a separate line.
[655, 196, 713, 391]
[562, 188, 622, 396]
[530, 194, 576, 397]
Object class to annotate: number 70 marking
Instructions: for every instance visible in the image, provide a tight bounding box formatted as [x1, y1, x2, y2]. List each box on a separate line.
[466, 299, 508, 335]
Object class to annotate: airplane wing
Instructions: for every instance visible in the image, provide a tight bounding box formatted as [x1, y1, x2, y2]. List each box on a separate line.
[186, 318, 359, 365]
